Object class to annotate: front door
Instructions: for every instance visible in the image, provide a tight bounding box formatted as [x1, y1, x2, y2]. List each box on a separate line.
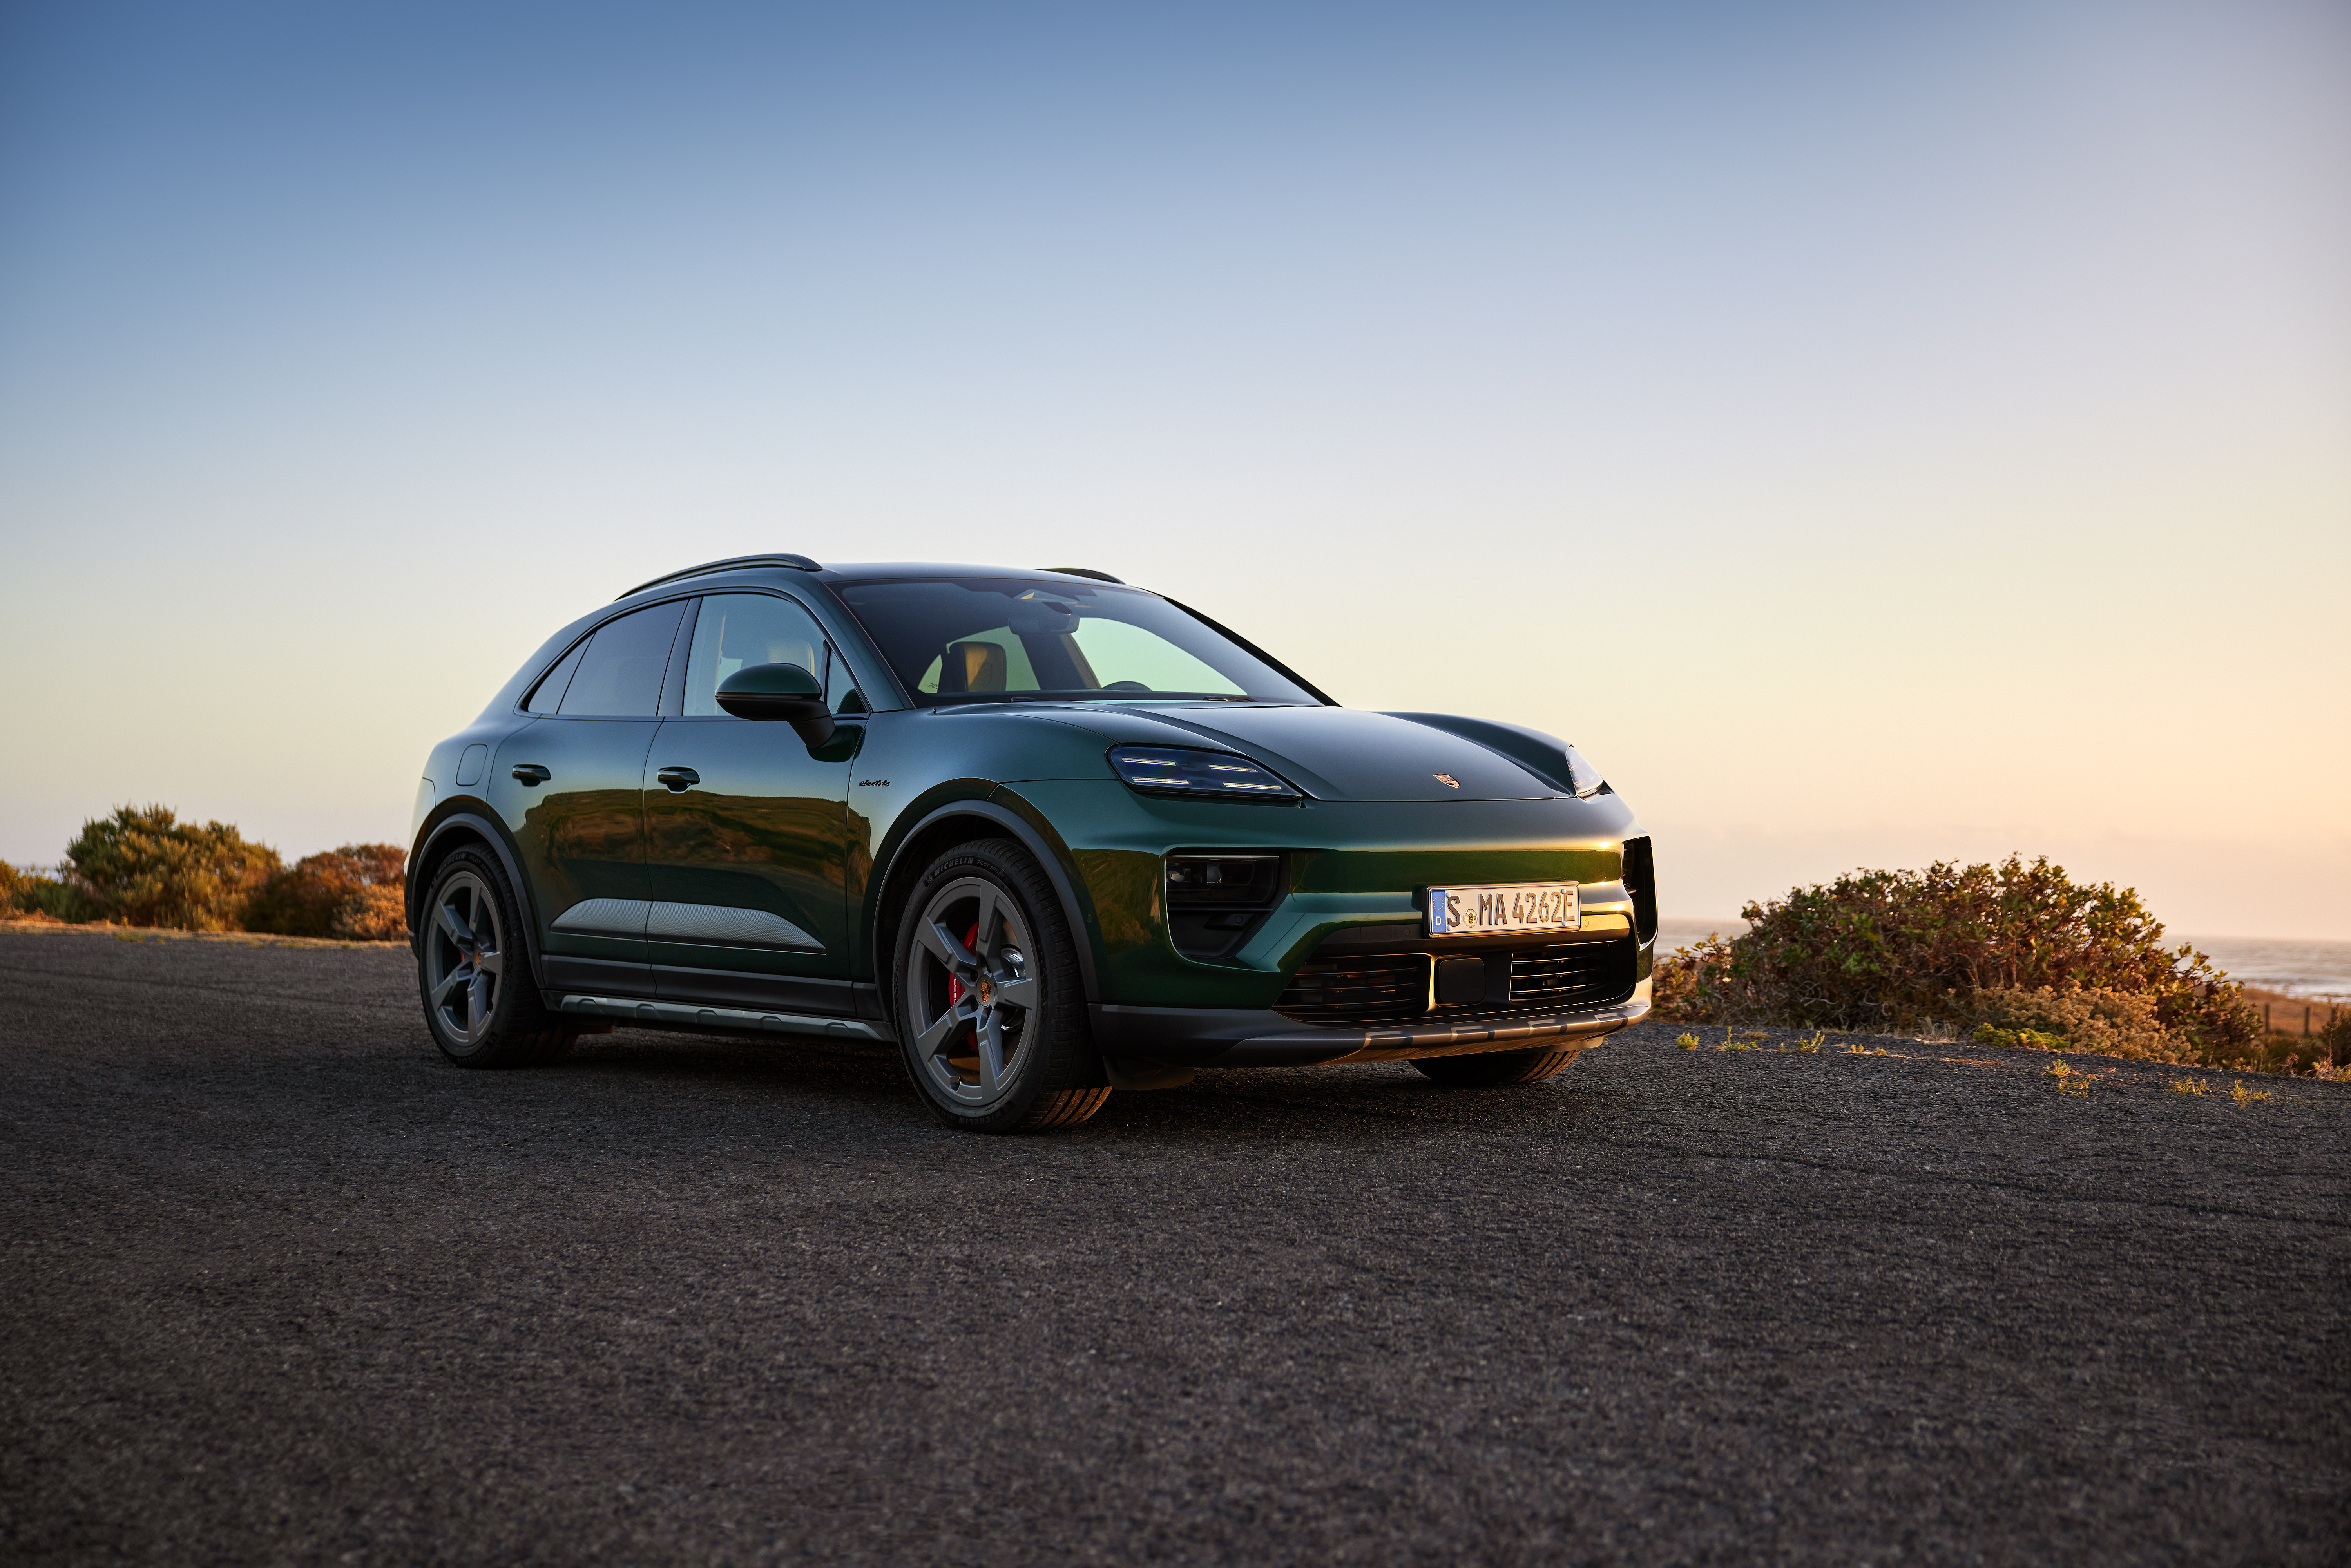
[642, 592, 859, 1015]
[489, 597, 689, 998]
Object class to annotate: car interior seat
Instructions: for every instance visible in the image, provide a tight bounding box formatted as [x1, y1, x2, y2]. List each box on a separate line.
[940, 640, 1007, 693]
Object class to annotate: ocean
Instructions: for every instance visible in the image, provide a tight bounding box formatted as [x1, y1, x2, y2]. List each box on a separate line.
[1654, 920, 2351, 1001]
[2181, 935, 2351, 1001]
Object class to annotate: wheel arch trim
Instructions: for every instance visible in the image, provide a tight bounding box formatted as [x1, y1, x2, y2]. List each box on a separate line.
[866, 794, 1103, 1009]
[408, 809, 546, 989]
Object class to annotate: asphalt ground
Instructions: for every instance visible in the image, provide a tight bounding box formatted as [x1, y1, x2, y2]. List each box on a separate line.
[1, 925, 2345, 1567]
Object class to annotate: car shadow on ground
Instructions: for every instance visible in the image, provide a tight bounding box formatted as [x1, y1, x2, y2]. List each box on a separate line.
[526, 1027, 1640, 1144]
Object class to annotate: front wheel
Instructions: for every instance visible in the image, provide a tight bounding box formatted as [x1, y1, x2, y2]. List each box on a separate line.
[417, 847, 576, 1068]
[1411, 1045, 1581, 1086]
[892, 839, 1109, 1133]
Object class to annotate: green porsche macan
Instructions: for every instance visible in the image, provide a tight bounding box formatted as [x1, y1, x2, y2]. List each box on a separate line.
[408, 556, 1656, 1132]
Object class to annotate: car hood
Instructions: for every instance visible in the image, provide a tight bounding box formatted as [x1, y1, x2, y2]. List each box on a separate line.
[1058, 704, 1567, 802]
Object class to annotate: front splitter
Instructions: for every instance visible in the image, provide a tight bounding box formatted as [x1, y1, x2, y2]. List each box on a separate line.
[1092, 978, 1652, 1067]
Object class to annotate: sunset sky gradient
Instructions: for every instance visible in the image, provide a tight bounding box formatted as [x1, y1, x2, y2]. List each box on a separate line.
[2, 0, 2345, 935]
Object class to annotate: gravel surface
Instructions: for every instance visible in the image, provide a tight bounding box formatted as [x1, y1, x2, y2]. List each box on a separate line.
[2, 925, 2346, 1566]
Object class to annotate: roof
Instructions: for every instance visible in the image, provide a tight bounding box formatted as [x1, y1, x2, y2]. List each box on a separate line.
[618, 558, 1136, 599]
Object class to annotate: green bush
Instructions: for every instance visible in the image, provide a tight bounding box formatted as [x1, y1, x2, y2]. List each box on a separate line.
[63, 805, 282, 931]
[1973, 1024, 2069, 1053]
[0, 860, 79, 922]
[11, 817, 408, 939]
[244, 844, 408, 940]
[1654, 855, 2260, 1063]
[13, 865, 93, 921]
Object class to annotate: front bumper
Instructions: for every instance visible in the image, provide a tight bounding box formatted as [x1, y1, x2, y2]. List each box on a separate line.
[1091, 977, 1650, 1068]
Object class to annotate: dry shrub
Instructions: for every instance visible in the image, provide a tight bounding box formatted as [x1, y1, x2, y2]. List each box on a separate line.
[1651, 931, 1737, 1018]
[332, 883, 409, 941]
[64, 806, 281, 931]
[1969, 986, 2179, 1061]
[246, 844, 408, 940]
[13, 817, 409, 940]
[1654, 855, 2260, 1065]
[7, 855, 132, 922]
[0, 861, 33, 917]
[2251, 1005, 2351, 1078]
[2322, 1008, 2351, 1070]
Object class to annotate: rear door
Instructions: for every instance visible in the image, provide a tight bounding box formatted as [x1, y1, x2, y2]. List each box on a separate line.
[489, 598, 689, 999]
[641, 592, 859, 1015]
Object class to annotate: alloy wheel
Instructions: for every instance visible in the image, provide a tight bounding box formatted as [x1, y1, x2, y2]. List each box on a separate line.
[907, 876, 1041, 1106]
[424, 869, 506, 1047]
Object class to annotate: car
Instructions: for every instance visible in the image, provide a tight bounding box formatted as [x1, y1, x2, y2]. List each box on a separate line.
[407, 556, 1657, 1132]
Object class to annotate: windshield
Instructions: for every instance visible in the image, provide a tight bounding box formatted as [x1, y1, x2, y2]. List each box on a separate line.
[832, 578, 1319, 706]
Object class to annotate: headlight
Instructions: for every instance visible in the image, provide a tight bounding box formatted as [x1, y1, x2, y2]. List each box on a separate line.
[1108, 746, 1302, 801]
[1562, 744, 1605, 798]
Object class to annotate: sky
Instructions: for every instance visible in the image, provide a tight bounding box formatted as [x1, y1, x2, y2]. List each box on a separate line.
[2, 0, 2345, 939]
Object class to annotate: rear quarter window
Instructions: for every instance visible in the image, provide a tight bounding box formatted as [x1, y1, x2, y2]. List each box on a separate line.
[552, 601, 688, 717]
[523, 640, 588, 715]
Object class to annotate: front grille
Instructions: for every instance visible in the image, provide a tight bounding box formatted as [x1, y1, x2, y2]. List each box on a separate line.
[1509, 941, 1637, 1007]
[1274, 954, 1430, 1023]
[1274, 935, 1640, 1026]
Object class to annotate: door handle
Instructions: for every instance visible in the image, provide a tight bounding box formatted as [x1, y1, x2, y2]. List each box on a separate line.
[511, 764, 551, 787]
[656, 766, 701, 793]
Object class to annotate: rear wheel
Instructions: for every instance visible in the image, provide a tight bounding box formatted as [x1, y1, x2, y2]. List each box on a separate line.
[1411, 1045, 1581, 1086]
[893, 839, 1108, 1133]
[417, 847, 576, 1068]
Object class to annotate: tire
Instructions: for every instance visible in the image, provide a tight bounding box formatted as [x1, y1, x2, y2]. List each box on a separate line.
[1411, 1045, 1581, 1087]
[416, 846, 577, 1068]
[891, 838, 1109, 1133]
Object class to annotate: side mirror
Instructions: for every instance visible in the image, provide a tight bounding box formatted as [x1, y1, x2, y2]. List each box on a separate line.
[715, 662, 835, 747]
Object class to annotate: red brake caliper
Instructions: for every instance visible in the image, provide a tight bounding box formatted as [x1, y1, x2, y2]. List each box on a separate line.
[942, 922, 981, 1048]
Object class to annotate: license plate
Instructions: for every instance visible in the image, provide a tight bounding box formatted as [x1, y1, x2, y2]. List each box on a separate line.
[1425, 881, 1580, 937]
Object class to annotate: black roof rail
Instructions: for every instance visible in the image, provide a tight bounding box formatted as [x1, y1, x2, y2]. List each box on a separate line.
[1038, 567, 1124, 584]
[617, 554, 821, 600]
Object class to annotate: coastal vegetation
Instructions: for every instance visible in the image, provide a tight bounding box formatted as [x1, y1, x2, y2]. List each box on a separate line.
[1652, 855, 2341, 1077]
[4, 816, 2339, 1074]
[1, 805, 405, 941]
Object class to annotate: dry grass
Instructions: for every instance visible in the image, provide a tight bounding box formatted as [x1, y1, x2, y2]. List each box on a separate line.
[2044, 1058, 2103, 1096]
[0, 917, 400, 950]
[1652, 1019, 2332, 1107]
[2242, 983, 2345, 1038]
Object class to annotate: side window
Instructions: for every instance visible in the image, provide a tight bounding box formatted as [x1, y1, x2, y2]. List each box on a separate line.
[557, 600, 688, 717]
[524, 640, 588, 715]
[826, 643, 865, 715]
[681, 593, 828, 717]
